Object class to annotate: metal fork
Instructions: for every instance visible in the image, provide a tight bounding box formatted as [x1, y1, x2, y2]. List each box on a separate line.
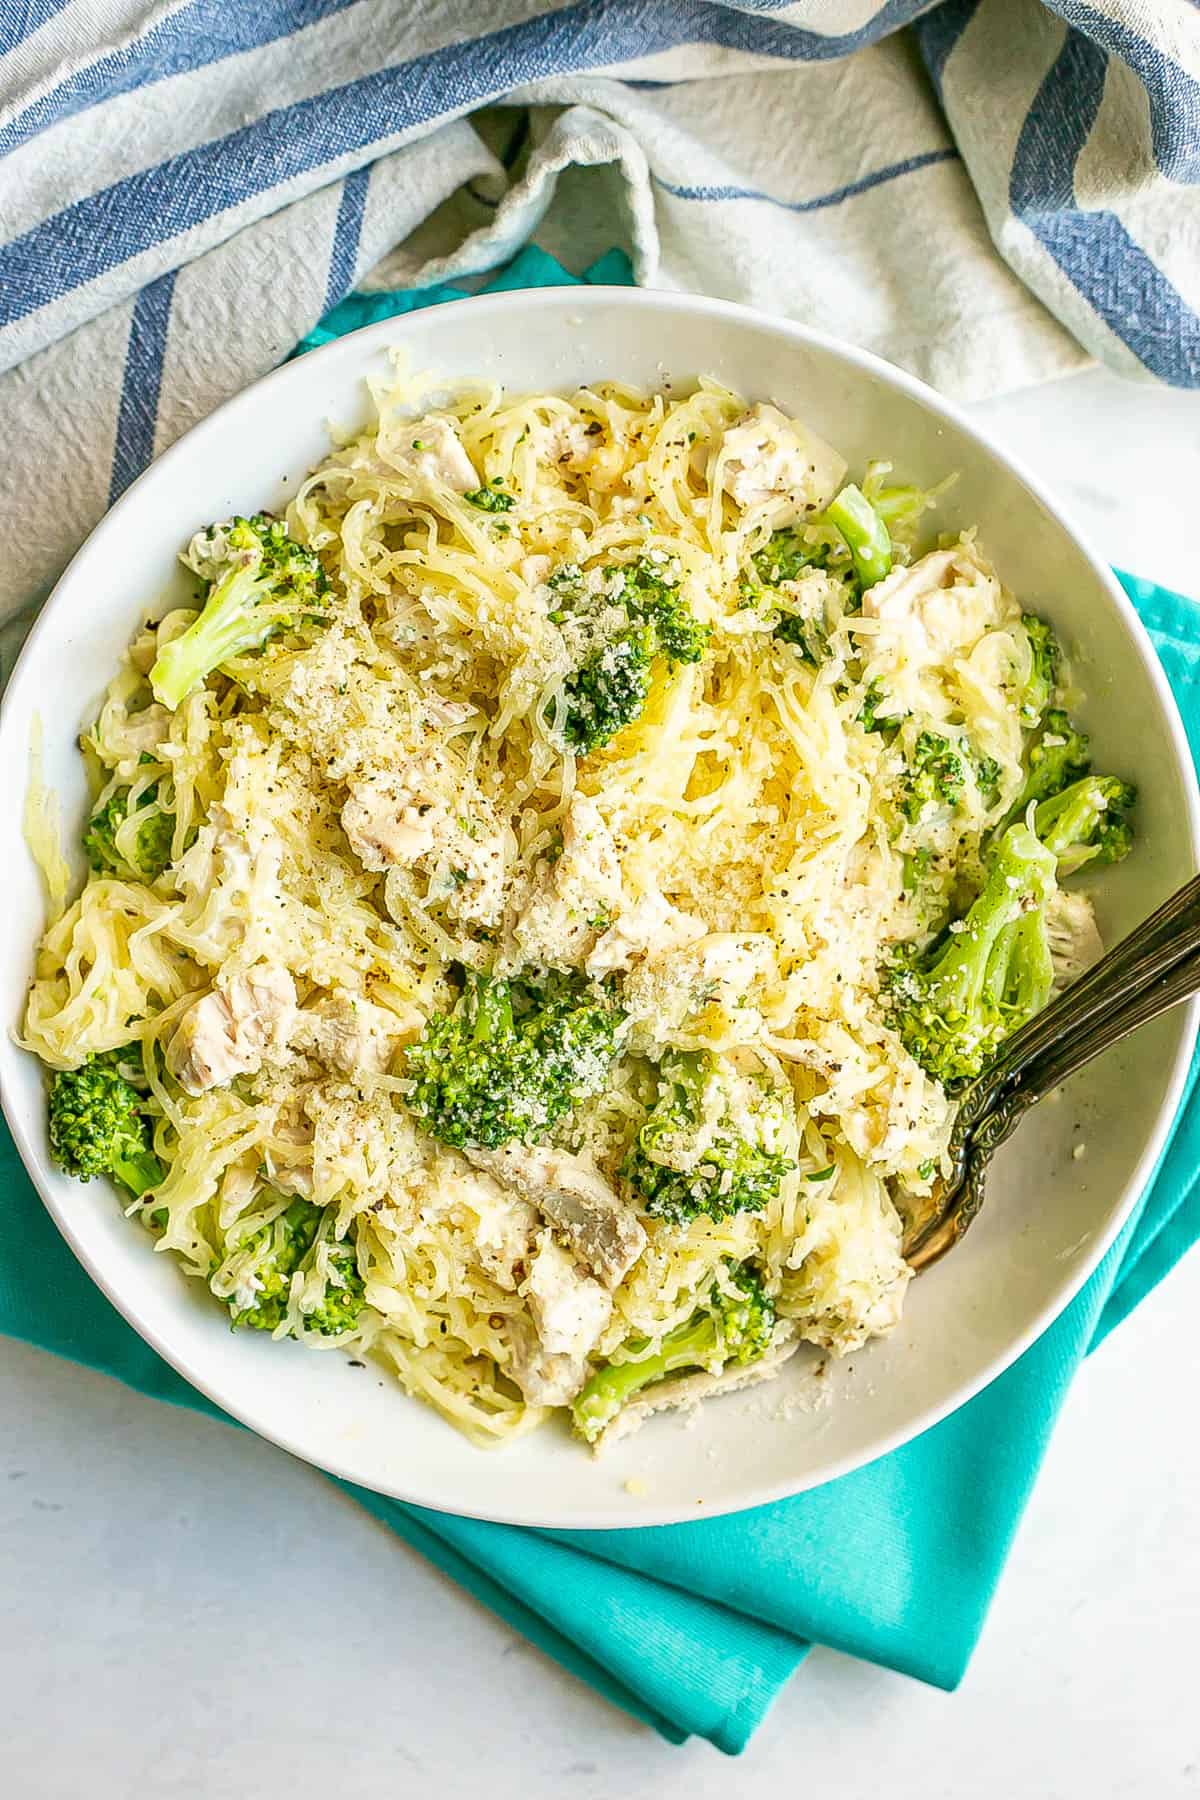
[902, 873, 1200, 1272]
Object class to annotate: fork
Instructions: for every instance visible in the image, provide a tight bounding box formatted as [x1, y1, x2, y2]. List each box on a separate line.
[902, 873, 1200, 1272]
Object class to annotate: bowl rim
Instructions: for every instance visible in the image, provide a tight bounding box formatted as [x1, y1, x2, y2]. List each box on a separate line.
[3, 284, 1197, 1529]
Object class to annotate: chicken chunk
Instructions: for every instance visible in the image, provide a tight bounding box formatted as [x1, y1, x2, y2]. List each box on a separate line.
[585, 889, 704, 978]
[166, 963, 297, 1096]
[524, 1231, 613, 1358]
[509, 792, 622, 971]
[860, 541, 1006, 666]
[387, 415, 479, 493]
[446, 1166, 538, 1291]
[342, 767, 445, 872]
[506, 1232, 612, 1409]
[295, 989, 420, 1077]
[467, 1144, 646, 1288]
[721, 403, 845, 518]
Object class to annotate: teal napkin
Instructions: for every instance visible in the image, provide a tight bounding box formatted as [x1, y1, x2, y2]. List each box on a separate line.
[3, 248, 1198, 1755]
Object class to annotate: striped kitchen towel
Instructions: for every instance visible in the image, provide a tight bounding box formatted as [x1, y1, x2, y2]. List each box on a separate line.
[2, 1, 1198, 630]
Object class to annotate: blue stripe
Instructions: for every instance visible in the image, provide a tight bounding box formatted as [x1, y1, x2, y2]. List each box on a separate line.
[1, 0, 73, 53]
[109, 269, 176, 503]
[323, 165, 369, 311]
[656, 149, 959, 214]
[1048, 0, 1200, 183]
[0, 0, 959, 332]
[0, 0, 930, 161]
[913, 0, 979, 97]
[0, 0, 363, 158]
[1010, 26, 1200, 385]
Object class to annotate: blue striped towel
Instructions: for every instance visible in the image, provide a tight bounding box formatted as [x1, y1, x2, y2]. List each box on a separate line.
[1, 2, 1198, 637]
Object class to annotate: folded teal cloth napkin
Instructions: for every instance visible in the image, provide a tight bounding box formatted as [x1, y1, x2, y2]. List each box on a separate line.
[3, 249, 1198, 1755]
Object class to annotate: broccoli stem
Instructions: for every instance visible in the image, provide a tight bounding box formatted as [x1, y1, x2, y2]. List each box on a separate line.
[571, 1313, 723, 1442]
[925, 825, 1055, 1021]
[151, 564, 268, 708]
[826, 484, 892, 588]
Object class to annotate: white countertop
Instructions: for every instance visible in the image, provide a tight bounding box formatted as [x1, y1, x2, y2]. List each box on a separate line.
[3, 366, 1200, 1796]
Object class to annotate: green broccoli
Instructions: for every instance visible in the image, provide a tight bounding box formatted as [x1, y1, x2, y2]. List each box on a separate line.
[404, 970, 625, 1150]
[998, 708, 1091, 833]
[902, 730, 967, 821]
[220, 1197, 322, 1332]
[611, 557, 710, 665]
[888, 822, 1058, 1087]
[84, 778, 175, 880]
[551, 556, 709, 754]
[623, 1050, 794, 1225]
[858, 678, 904, 737]
[1019, 614, 1060, 727]
[774, 609, 831, 666]
[561, 625, 656, 755]
[750, 526, 826, 586]
[150, 514, 329, 709]
[48, 1049, 163, 1197]
[1034, 774, 1136, 874]
[464, 481, 515, 512]
[571, 1263, 776, 1444]
[825, 483, 892, 588]
[304, 1243, 367, 1337]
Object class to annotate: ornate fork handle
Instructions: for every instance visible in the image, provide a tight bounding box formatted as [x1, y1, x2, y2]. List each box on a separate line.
[904, 878, 1200, 1273]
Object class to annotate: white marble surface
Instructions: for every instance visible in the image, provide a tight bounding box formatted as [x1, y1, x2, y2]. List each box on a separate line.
[3, 366, 1200, 1794]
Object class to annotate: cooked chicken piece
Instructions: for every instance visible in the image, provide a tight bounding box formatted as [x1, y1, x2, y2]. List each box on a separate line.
[622, 932, 774, 1042]
[509, 792, 622, 970]
[721, 404, 845, 516]
[342, 767, 444, 872]
[446, 1167, 538, 1291]
[518, 554, 552, 589]
[166, 963, 296, 1096]
[506, 1324, 593, 1408]
[386, 415, 479, 493]
[590, 1329, 800, 1450]
[585, 889, 704, 978]
[467, 1144, 646, 1288]
[505, 1234, 612, 1409]
[860, 543, 1004, 665]
[537, 416, 596, 473]
[524, 1231, 612, 1358]
[295, 990, 420, 1077]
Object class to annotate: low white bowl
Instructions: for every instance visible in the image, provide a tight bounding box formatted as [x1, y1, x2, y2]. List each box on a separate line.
[2, 290, 1196, 1528]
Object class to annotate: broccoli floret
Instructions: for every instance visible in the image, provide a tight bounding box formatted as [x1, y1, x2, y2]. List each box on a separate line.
[975, 752, 1002, 802]
[561, 624, 656, 755]
[304, 1243, 367, 1337]
[84, 779, 175, 880]
[221, 1198, 323, 1332]
[612, 557, 710, 666]
[1035, 774, 1136, 874]
[858, 678, 904, 737]
[623, 1050, 793, 1224]
[751, 527, 822, 587]
[902, 730, 967, 821]
[1020, 614, 1060, 727]
[404, 970, 624, 1150]
[571, 1263, 775, 1444]
[888, 822, 1058, 1087]
[999, 708, 1091, 832]
[150, 514, 329, 709]
[464, 482, 515, 512]
[825, 483, 892, 588]
[553, 557, 709, 754]
[48, 1049, 163, 1197]
[774, 610, 830, 666]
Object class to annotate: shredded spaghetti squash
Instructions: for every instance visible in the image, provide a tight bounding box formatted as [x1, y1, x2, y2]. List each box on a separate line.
[21, 367, 1116, 1450]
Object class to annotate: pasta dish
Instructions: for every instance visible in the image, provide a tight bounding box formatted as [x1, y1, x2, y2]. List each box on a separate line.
[21, 368, 1134, 1448]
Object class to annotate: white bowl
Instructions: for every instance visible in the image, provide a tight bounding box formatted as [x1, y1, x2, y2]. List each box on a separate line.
[2, 290, 1196, 1528]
